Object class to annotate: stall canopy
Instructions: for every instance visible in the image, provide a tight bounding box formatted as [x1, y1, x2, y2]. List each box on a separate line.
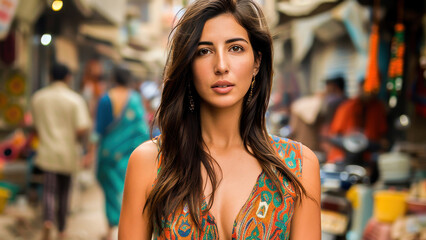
[74, 0, 127, 25]
[278, 0, 339, 16]
[286, 0, 369, 63]
[79, 24, 120, 46]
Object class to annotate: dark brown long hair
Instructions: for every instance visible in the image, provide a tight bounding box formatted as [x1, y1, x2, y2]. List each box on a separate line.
[145, 0, 307, 234]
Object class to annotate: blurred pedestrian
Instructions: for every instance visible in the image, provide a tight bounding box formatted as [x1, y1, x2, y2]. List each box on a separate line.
[119, 0, 321, 239]
[289, 77, 346, 153]
[81, 57, 106, 118]
[84, 66, 149, 240]
[318, 76, 347, 156]
[327, 80, 387, 164]
[289, 93, 323, 151]
[322, 76, 347, 128]
[31, 63, 91, 240]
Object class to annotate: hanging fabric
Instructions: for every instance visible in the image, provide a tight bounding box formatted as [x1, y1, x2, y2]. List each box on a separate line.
[364, 0, 381, 94]
[364, 24, 380, 94]
[387, 0, 405, 108]
[387, 24, 405, 108]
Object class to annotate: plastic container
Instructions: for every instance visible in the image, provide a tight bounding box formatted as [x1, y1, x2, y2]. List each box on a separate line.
[378, 152, 411, 182]
[0, 187, 10, 213]
[346, 185, 374, 240]
[374, 190, 407, 223]
[406, 199, 426, 214]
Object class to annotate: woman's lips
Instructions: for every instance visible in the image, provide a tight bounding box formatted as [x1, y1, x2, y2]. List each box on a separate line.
[211, 81, 234, 94]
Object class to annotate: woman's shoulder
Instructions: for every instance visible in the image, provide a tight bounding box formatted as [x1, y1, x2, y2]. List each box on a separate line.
[131, 138, 159, 163]
[127, 138, 160, 184]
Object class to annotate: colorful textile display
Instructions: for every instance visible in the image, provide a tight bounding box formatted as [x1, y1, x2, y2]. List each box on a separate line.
[0, 70, 26, 127]
[3, 104, 23, 126]
[387, 23, 405, 108]
[364, 24, 380, 94]
[5, 71, 25, 96]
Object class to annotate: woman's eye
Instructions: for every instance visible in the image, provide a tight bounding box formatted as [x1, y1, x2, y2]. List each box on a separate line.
[230, 46, 243, 52]
[197, 48, 211, 56]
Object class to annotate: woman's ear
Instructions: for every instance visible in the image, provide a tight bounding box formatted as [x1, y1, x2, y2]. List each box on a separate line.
[254, 52, 262, 75]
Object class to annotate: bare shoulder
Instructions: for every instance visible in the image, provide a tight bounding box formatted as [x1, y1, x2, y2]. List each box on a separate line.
[301, 144, 320, 175]
[128, 139, 159, 180]
[131, 139, 159, 162]
[126, 139, 160, 196]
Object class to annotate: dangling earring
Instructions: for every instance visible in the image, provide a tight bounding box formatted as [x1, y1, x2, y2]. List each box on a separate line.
[188, 84, 195, 112]
[247, 75, 255, 103]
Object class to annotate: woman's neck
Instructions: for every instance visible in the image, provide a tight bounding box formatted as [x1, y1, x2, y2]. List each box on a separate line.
[200, 102, 243, 150]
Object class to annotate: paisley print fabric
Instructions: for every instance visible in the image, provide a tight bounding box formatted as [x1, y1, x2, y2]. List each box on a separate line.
[153, 135, 303, 239]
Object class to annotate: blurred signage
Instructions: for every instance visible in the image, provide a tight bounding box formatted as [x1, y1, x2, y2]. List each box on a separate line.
[0, 0, 18, 40]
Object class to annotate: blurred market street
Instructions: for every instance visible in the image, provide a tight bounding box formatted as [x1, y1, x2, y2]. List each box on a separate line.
[0, 176, 110, 240]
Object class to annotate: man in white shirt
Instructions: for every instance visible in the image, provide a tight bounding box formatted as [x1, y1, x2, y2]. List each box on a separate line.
[31, 63, 91, 240]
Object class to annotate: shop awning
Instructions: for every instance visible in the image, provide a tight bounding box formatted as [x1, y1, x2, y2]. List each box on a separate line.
[277, 0, 339, 16]
[288, 0, 369, 63]
[74, 0, 127, 25]
[79, 23, 120, 46]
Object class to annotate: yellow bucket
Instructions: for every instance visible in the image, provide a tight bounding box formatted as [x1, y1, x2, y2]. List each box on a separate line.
[0, 188, 10, 214]
[374, 190, 407, 223]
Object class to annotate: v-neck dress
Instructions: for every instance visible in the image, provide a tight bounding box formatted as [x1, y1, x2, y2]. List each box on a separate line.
[153, 135, 303, 239]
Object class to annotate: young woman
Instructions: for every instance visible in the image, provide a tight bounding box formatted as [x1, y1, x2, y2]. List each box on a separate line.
[119, 0, 321, 239]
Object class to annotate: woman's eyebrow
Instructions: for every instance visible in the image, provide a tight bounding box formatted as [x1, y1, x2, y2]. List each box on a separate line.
[198, 41, 213, 46]
[197, 38, 249, 46]
[225, 38, 248, 44]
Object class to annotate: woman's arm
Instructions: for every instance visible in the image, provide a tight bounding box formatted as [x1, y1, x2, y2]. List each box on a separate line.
[118, 140, 158, 240]
[290, 145, 322, 239]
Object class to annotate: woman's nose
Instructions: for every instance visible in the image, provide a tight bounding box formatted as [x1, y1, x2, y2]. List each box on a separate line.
[214, 51, 229, 75]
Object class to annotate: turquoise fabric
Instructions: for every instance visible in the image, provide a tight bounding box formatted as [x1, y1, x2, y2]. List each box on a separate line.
[96, 91, 149, 226]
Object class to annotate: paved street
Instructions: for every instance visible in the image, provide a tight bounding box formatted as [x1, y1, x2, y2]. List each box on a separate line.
[0, 177, 111, 240]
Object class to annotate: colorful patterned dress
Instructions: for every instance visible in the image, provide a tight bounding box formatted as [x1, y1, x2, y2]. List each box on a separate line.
[153, 135, 303, 239]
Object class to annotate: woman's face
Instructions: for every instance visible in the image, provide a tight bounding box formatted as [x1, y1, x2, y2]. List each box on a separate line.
[192, 13, 260, 110]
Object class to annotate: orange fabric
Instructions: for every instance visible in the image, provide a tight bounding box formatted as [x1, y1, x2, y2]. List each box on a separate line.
[327, 97, 387, 163]
[364, 24, 380, 93]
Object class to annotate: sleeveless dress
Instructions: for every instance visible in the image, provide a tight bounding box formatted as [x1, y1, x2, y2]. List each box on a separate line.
[153, 135, 303, 239]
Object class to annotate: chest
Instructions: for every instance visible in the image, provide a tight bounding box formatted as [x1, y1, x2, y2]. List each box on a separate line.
[157, 171, 297, 240]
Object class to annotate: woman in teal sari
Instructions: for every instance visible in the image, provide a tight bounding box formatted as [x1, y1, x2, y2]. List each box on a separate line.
[92, 67, 149, 240]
